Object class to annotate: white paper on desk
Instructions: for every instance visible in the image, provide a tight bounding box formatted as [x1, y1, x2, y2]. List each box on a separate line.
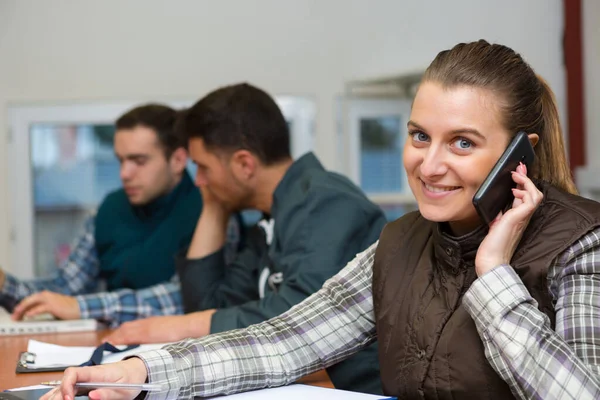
[26, 339, 169, 369]
[203, 384, 382, 400]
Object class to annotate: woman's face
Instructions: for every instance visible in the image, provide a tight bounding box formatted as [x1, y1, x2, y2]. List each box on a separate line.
[403, 82, 511, 235]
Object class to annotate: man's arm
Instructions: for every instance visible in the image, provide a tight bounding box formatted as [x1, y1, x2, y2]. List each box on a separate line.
[77, 275, 183, 328]
[0, 216, 100, 311]
[181, 193, 385, 335]
[12, 213, 243, 326]
[178, 223, 266, 314]
[463, 227, 600, 399]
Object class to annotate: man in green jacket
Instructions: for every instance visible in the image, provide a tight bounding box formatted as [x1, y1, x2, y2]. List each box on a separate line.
[105, 83, 386, 394]
[1, 105, 208, 322]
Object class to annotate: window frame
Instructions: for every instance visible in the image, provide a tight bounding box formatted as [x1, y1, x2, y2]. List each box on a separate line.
[342, 97, 416, 206]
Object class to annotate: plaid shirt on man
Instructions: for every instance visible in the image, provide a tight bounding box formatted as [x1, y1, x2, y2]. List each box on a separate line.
[1, 215, 241, 328]
[137, 227, 600, 400]
[0, 216, 100, 310]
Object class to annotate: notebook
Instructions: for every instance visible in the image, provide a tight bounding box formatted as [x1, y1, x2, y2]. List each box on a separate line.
[0, 307, 98, 336]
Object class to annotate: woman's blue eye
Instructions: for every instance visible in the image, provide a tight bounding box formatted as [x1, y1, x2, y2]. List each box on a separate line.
[455, 138, 472, 149]
[412, 132, 429, 142]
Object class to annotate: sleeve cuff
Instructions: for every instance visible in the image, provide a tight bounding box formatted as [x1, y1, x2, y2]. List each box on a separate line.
[178, 249, 226, 314]
[209, 307, 238, 334]
[76, 292, 118, 323]
[176, 248, 225, 276]
[75, 296, 89, 318]
[463, 265, 533, 330]
[134, 349, 181, 400]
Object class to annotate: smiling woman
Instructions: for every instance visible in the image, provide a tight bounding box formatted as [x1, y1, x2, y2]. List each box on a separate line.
[46, 40, 600, 400]
[404, 83, 514, 235]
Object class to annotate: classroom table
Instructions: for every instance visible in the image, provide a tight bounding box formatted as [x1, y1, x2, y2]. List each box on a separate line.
[0, 330, 333, 390]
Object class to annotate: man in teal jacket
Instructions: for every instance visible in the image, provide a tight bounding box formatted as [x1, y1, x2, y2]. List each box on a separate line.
[2, 105, 213, 323]
[105, 84, 386, 394]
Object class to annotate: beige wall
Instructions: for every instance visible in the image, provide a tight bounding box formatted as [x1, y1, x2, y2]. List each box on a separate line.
[0, 0, 565, 274]
[584, 0, 600, 166]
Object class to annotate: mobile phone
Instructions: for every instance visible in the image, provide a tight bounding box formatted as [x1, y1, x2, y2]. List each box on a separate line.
[472, 131, 535, 224]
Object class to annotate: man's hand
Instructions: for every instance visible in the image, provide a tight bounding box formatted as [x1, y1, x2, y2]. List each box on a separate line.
[105, 310, 216, 345]
[12, 291, 81, 321]
[40, 358, 149, 400]
[187, 185, 231, 259]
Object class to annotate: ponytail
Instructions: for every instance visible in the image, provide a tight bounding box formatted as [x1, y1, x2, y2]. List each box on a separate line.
[535, 75, 578, 194]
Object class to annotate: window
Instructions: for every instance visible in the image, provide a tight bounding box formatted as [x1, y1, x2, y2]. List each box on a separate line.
[31, 124, 120, 273]
[9, 97, 315, 279]
[360, 117, 404, 193]
[341, 97, 417, 221]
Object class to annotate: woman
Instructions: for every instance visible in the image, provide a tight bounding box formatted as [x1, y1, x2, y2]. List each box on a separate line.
[47, 40, 600, 400]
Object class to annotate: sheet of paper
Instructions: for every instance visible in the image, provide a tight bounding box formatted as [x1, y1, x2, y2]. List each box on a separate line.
[26, 339, 169, 368]
[203, 384, 383, 400]
[27, 339, 96, 367]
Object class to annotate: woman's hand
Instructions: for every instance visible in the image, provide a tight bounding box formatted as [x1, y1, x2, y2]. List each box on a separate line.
[475, 163, 543, 277]
[41, 358, 148, 400]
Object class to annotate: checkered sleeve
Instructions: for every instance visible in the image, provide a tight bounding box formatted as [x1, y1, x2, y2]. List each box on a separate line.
[136, 242, 379, 400]
[76, 276, 183, 328]
[0, 215, 100, 311]
[463, 227, 600, 400]
[75, 214, 242, 328]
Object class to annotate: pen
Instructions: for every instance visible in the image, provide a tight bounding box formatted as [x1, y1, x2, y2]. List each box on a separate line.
[40, 381, 165, 392]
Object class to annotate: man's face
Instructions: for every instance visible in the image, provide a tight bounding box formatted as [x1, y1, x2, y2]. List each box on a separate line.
[114, 126, 180, 205]
[188, 137, 251, 211]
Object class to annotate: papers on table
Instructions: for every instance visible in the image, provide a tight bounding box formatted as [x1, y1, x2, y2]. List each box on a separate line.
[24, 339, 168, 369]
[204, 384, 383, 399]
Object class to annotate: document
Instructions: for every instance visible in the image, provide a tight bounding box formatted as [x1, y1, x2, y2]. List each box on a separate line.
[22, 339, 168, 369]
[7, 384, 382, 399]
[204, 384, 383, 399]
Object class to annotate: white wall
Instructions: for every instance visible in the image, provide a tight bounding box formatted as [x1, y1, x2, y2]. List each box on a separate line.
[0, 0, 565, 272]
[584, 0, 600, 166]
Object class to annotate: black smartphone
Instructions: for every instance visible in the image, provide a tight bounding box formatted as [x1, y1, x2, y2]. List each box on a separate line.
[472, 131, 535, 224]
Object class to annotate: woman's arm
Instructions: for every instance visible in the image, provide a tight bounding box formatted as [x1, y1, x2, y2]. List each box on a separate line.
[464, 227, 600, 399]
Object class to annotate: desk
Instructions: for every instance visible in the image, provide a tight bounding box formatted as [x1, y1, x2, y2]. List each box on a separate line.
[0, 331, 333, 390]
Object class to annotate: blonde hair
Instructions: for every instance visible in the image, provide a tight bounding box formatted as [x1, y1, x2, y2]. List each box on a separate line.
[422, 40, 577, 194]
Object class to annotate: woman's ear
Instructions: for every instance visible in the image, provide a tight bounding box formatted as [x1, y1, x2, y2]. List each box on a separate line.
[528, 133, 539, 148]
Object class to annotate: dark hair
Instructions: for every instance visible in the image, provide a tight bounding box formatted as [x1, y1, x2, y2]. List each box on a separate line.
[423, 40, 577, 194]
[177, 83, 291, 165]
[115, 104, 185, 158]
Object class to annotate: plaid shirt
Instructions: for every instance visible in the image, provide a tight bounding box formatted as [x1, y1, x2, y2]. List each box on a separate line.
[1, 215, 241, 328]
[137, 227, 600, 400]
[0, 216, 100, 311]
